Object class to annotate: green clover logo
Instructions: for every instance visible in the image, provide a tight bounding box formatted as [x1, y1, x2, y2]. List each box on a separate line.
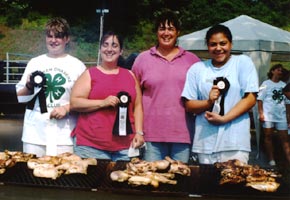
[44, 73, 66, 103]
[272, 89, 283, 104]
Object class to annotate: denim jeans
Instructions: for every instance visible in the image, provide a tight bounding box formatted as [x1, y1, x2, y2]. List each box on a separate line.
[73, 137, 130, 161]
[143, 142, 190, 163]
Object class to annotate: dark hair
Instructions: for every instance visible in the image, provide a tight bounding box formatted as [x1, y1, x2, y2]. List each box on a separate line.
[205, 24, 232, 45]
[45, 17, 70, 38]
[267, 63, 284, 79]
[100, 31, 123, 50]
[154, 9, 181, 32]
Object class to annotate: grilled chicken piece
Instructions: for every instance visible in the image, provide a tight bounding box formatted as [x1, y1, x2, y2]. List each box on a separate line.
[33, 166, 61, 180]
[110, 170, 130, 182]
[64, 163, 87, 175]
[246, 181, 280, 192]
[27, 159, 55, 169]
[148, 172, 177, 185]
[165, 156, 191, 176]
[215, 159, 281, 192]
[0, 152, 8, 160]
[0, 168, 6, 174]
[59, 153, 82, 163]
[152, 160, 170, 170]
[128, 175, 157, 187]
[82, 158, 97, 166]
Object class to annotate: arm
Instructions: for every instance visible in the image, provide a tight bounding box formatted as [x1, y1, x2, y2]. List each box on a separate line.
[205, 92, 257, 124]
[184, 85, 220, 114]
[70, 69, 119, 112]
[257, 100, 265, 122]
[17, 74, 34, 96]
[286, 104, 290, 127]
[130, 71, 144, 148]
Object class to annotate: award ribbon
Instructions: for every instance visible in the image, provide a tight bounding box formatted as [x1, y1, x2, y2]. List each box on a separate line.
[27, 70, 47, 113]
[112, 91, 133, 136]
[211, 77, 230, 116]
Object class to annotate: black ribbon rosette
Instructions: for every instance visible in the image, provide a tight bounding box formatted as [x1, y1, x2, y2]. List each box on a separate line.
[112, 91, 133, 136]
[210, 77, 230, 116]
[27, 70, 48, 113]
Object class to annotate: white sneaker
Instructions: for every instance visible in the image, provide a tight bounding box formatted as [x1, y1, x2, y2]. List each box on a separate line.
[269, 160, 276, 166]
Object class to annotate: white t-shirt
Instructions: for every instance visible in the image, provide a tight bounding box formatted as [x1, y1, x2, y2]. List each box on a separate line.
[182, 55, 259, 154]
[257, 79, 288, 122]
[16, 54, 86, 154]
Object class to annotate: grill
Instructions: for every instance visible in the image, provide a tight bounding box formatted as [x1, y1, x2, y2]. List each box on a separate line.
[0, 160, 289, 198]
[0, 160, 111, 191]
[99, 161, 191, 196]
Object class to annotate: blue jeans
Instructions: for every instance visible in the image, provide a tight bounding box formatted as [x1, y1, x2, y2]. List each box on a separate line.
[143, 142, 190, 163]
[73, 137, 130, 161]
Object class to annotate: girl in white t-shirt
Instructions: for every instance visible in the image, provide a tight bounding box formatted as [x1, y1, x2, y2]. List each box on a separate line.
[257, 64, 290, 166]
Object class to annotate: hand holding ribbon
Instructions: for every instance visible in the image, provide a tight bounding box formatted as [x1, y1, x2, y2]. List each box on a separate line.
[210, 77, 230, 116]
[27, 70, 47, 113]
[112, 91, 133, 136]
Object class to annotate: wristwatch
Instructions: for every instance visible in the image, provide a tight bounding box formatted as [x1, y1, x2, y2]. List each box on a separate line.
[136, 131, 144, 136]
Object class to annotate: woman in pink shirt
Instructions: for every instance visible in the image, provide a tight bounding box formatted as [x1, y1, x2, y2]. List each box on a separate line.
[132, 9, 200, 163]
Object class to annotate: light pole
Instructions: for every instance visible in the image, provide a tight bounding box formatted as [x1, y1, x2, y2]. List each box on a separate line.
[96, 8, 109, 65]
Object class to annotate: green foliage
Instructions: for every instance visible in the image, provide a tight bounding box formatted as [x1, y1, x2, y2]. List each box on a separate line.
[72, 38, 98, 62]
[179, 0, 290, 33]
[21, 14, 48, 30]
[0, 0, 31, 27]
[125, 20, 156, 52]
[0, 0, 289, 62]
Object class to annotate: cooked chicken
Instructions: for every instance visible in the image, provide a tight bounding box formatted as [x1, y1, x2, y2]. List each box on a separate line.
[33, 165, 61, 180]
[110, 170, 130, 182]
[0, 152, 8, 160]
[64, 164, 87, 175]
[152, 160, 170, 170]
[27, 159, 54, 169]
[128, 175, 155, 187]
[27, 153, 97, 178]
[246, 181, 280, 192]
[215, 159, 281, 192]
[111, 157, 190, 188]
[165, 156, 191, 176]
[0, 168, 6, 174]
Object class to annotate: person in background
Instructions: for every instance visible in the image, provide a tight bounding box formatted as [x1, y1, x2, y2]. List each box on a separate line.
[282, 68, 290, 143]
[258, 64, 290, 166]
[181, 24, 259, 165]
[70, 31, 144, 161]
[16, 17, 86, 157]
[132, 9, 200, 163]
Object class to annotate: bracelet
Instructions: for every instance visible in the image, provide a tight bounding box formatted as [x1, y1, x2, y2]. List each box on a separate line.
[136, 131, 144, 136]
[25, 83, 33, 91]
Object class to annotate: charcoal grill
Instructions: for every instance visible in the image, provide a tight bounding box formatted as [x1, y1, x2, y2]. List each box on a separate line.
[99, 160, 193, 196]
[0, 160, 289, 198]
[0, 160, 111, 191]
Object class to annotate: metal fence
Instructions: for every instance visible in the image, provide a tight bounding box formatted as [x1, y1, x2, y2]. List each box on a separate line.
[1, 52, 96, 84]
[0, 53, 32, 83]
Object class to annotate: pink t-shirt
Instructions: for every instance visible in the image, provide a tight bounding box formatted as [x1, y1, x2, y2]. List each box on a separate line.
[71, 67, 136, 151]
[132, 46, 200, 144]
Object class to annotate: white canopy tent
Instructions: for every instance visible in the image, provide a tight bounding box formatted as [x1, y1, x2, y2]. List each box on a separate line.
[178, 14, 290, 82]
[178, 15, 290, 158]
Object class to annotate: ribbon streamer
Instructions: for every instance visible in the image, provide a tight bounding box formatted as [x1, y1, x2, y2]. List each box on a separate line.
[112, 91, 133, 136]
[27, 71, 47, 113]
[211, 77, 230, 115]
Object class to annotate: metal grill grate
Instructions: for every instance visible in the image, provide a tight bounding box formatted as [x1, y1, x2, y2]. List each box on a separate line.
[0, 160, 111, 190]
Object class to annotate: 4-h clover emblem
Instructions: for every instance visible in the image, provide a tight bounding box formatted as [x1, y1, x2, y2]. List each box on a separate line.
[272, 89, 283, 104]
[44, 73, 66, 103]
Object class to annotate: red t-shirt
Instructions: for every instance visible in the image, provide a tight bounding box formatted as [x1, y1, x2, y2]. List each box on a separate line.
[71, 67, 136, 151]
